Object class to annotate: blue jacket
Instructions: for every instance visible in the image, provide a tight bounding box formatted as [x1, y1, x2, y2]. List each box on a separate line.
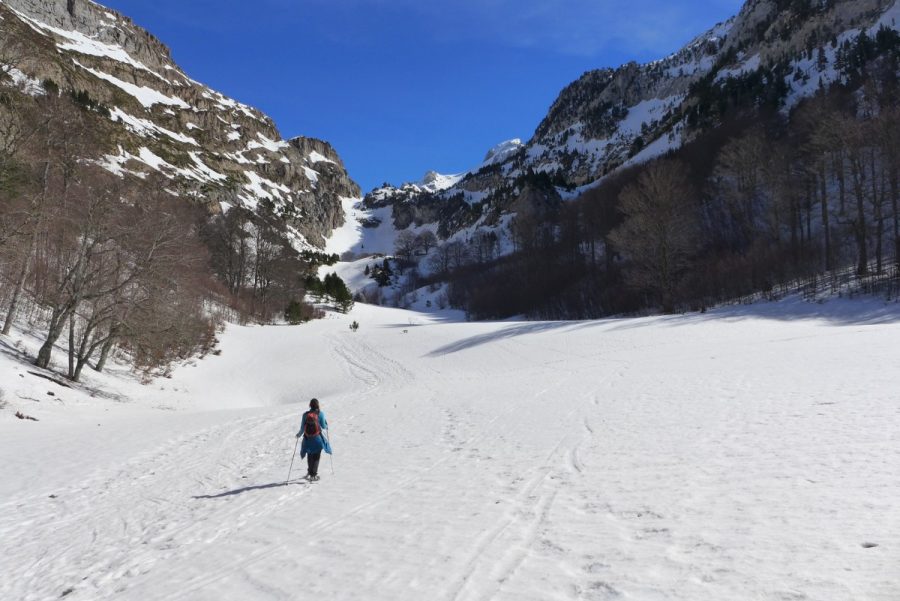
[297, 411, 332, 457]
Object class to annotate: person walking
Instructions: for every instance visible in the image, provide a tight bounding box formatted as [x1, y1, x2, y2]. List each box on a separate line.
[296, 398, 332, 481]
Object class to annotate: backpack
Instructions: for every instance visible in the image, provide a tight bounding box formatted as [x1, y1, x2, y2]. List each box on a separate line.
[304, 411, 321, 438]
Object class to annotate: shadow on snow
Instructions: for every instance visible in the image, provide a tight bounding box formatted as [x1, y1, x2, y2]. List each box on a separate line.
[424, 296, 900, 356]
[192, 479, 304, 499]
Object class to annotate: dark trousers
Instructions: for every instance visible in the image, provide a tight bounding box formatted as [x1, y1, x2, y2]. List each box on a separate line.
[307, 452, 322, 477]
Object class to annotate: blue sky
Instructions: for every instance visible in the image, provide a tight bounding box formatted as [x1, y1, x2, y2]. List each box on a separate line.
[101, 0, 744, 192]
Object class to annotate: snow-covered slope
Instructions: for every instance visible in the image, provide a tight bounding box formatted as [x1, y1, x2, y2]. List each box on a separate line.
[2, 297, 899, 600]
[481, 138, 525, 167]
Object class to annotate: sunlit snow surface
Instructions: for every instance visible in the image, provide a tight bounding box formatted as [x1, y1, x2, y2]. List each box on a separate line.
[1, 297, 899, 600]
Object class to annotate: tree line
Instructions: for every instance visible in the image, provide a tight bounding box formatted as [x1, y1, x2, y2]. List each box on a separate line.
[440, 62, 900, 319]
[0, 71, 321, 382]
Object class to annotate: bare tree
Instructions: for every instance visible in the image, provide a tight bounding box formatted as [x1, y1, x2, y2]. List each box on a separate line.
[873, 105, 900, 270]
[838, 116, 872, 275]
[804, 100, 839, 271]
[415, 230, 438, 255]
[712, 128, 769, 249]
[394, 230, 418, 261]
[609, 160, 699, 313]
[428, 243, 453, 275]
[3, 94, 87, 337]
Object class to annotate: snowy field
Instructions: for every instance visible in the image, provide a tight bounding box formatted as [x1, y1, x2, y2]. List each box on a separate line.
[1, 298, 899, 601]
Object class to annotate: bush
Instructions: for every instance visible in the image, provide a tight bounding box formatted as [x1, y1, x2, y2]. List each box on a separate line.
[285, 300, 323, 324]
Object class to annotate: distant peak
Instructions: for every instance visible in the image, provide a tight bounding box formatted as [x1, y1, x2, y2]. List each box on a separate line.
[482, 139, 523, 167]
[417, 171, 464, 192]
[422, 170, 441, 185]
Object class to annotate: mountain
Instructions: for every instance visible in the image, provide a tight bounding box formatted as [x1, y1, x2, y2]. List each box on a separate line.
[355, 0, 899, 254]
[368, 139, 524, 205]
[0, 0, 359, 248]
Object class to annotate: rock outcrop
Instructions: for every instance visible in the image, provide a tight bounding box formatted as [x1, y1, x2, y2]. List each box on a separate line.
[0, 0, 359, 248]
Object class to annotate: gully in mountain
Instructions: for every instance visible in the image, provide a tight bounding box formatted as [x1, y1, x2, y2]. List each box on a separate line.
[296, 398, 332, 481]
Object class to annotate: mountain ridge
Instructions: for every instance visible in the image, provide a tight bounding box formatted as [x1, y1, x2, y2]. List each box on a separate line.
[358, 0, 898, 249]
[0, 0, 360, 249]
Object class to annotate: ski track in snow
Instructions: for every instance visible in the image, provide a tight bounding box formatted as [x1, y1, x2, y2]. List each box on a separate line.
[2, 301, 899, 600]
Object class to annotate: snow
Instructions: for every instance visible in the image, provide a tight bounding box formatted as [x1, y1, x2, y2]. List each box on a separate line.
[201, 91, 263, 123]
[185, 152, 228, 183]
[97, 146, 147, 179]
[240, 170, 293, 208]
[76, 62, 190, 109]
[98, 147, 225, 185]
[418, 170, 464, 193]
[872, 0, 900, 32]
[480, 138, 524, 167]
[1, 296, 899, 600]
[223, 151, 252, 166]
[247, 133, 290, 153]
[323, 196, 396, 258]
[307, 150, 335, 164]
[617, 96, 681, 137]
[3, 66, 45, 95]
[109, 107, 198, 146]
[374, 138, 523, 202]
[303, 166, 320, 184]
[318, 256, 379, 294]
[10, 8, 152, 73]
[135, 146, 174, 172]
[664, 53, 717, 78]
[622, 127, 683, 169]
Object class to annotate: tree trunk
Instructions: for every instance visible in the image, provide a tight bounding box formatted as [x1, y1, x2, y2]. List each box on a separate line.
[835, 153, 846, 215]
[790, 195, 799, 256]
[67, 311, 76, 379]
[849, 157, 869, 275]
[35, 304, 73, 369]
[805, 180, 813, 248]
[2, 255, 29, 336]
[870, 149, 884, 274]
[94, 331, 116, 373]
[73, 333, 102, 382]
[819, 161, 832, 271]
[70, 315, 102, 382]
[892, 166, 900, 270]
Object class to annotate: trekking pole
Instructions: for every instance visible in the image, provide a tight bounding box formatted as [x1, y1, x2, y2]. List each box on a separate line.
[286, 436, 300, 484]
[325, 429, 334, 475]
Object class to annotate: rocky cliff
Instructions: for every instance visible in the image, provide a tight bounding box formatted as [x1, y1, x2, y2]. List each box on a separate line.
[0, 0, 359, 248]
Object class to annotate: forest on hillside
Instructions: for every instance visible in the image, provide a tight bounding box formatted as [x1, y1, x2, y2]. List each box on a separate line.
[0, 73, 341, 381]
[435, 29, 900, 319]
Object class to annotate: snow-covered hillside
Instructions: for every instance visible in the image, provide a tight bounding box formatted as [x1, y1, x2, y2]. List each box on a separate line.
[0, 0, 359, 248]
[2, 297, 899, 600]
[357, 0, 900, 270]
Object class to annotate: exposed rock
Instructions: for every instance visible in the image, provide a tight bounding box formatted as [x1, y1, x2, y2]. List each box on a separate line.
[0, 0, 359, 249]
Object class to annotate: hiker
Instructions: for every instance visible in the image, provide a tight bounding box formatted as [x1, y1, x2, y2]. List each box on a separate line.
[296, 398, 331, 481]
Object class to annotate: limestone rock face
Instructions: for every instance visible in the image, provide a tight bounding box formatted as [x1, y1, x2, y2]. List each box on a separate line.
[289, 136, 362, 246]
[0, 0, 360, 249]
